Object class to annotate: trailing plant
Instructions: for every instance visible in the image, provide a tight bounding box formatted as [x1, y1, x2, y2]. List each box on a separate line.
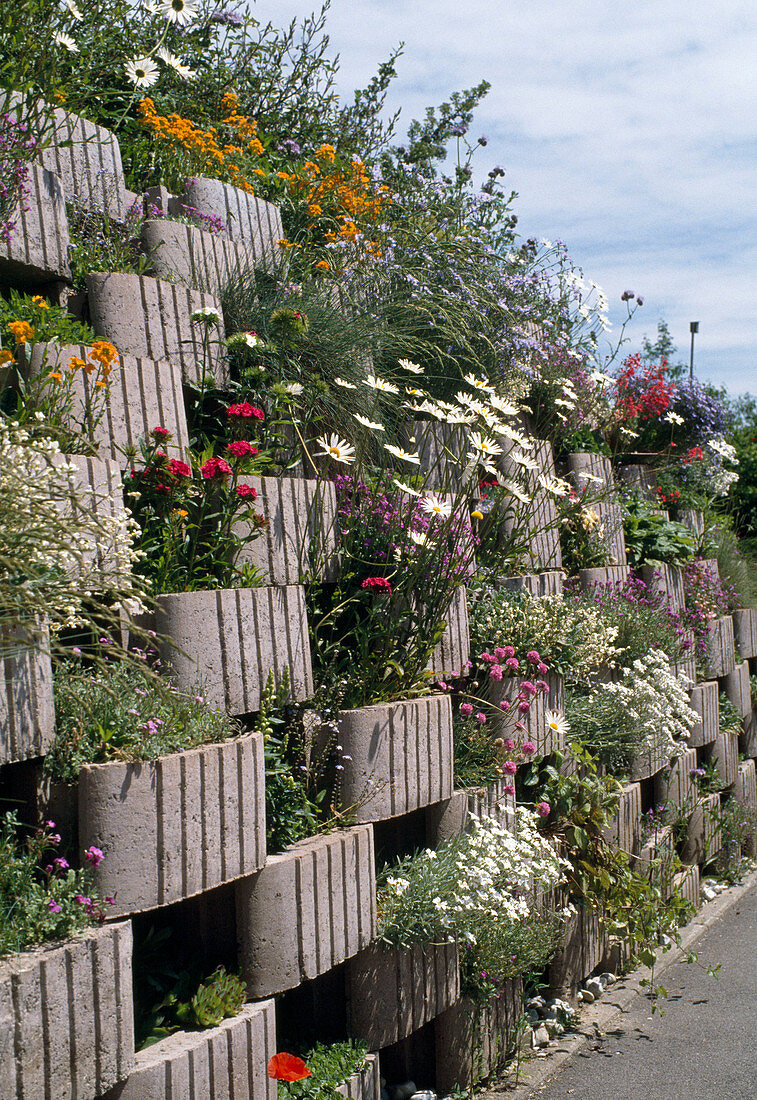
[713, 797, 756, 882]
[47, 652, 240, 783]
[0, 106, 37, 244]
[459, 908, 567, 1005]
[67, 195, 150, 290]
[0, 812, 113, 958]
[557, 489, 615, 574]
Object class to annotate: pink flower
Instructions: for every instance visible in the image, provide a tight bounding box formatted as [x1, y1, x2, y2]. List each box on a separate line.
[476, 712, 487, 725]
[460, 703, 474, 717]
[503, 738, 515, 751]
[536, 801, 551, 817]
[361, 576, 393, 595]
[518, 700, 530, 714]
[47, 898, 62, 913]
[493, 647, 507, 661]
[53, 857, 69, 872]
[227, 439, 258, 457]
[152, 426, 170, 438]
[489, 664, 503, 681]
[537, 662, 549, 675]
[200, 456, 233, 479]
[84, 846, 104, 868]
[479, 651, 497, 664]
[502, 761, 517, 775]
[520, 680, 537, 697]
[499, 700, 511, 712]
[227, 402, 264, 420]
[522, 741, 536, 755]
[536, 679, 550, 694]
[505, 657, 519, 671]
[503, 784, 515, 796]
[526, 650, 540, 663]
[502, 645, 515, 658]
[236, 483, 258, 499]
[74, 894, 91, 907]
[167, 458, 192, 478]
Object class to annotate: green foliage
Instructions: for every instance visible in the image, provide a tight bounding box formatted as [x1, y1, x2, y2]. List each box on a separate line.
[459, 909, 566, 1004]
[622, 495, 695, 567]
[278, 1041, 370, 1100]
[67, 198, 149, 290]
[713, 797, 756, 883]
[718, 691, 743, 735]
[0, 290, 95, 348]
[47, 654, 239, 782]
[0, 812, 105, 958]
[558, 493, 615, 574]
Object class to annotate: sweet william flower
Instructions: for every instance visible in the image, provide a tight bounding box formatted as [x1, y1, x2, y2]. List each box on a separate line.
[227, 440, 257, 457]
[236, 483, 258, 499]
[227, 402, 264, 420]
[167, 458, 192, 478]
[200, 457, 233, 479]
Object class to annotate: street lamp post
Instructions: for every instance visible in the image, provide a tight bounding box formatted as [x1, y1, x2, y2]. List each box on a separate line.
[689, 321, 699, 379]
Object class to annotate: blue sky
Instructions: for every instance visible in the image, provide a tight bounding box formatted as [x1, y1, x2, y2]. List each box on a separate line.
[254, 0, 756, 394]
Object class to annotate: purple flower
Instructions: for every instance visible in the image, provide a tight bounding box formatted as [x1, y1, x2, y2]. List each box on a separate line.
[47, 898, 62, 913]
[84, 846, 104, 868]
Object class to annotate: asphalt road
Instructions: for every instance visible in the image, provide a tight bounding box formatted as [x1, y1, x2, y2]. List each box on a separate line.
[533, 880, 757, 1100]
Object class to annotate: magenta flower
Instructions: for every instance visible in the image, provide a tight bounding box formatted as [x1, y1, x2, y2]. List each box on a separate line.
[537, 662, 549, 675]
[503, 784, 515, 796]
[84, 846, 104, 867]
[502, 760, 517, 775]
[518, 700, 530, 714]
[493, 646, 507, 661]
[499, 700, 511, 711]
[505, 657, 519, 671]
[476, 712, 487, 725]
[503, 738, 515, 751]
[502, 645, 515, 658]
[489, 664, 503, 681]
[460, 702, 474, 717]
[536, 801, 551, 817]
[48, 898, 62, 913]
[522, 741, 536, 755]
[526, 650, 540, 663]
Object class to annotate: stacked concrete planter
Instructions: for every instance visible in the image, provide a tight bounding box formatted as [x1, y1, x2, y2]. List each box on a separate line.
[549, 906, 605, 994]
[577, 564, 630, 590]
[336, 1053, 382, 1100]
[103, 998, 276, 1100]
[236, 824, 376, 997]
[334, 694, 454, 823]
[21, 342, 190, 463]
[687, 682, 719, 748]
[347, 941, 460, 1049]
[142, 217, 267, 296]
[498, 570, 564, 597]
[707, 730, 739, 790]
[602, 781, 642, 857]
[735, 759, 757, 809]
[1, 621, 55, 765]
[0, 922, 134, 1100]
[722, 660, 751, 718]
[0, 164, 71, 288]
[237, 477, 338, 584]
[497, 439, 562, 571]
[87, 273, 228, 387]
[636, 824, 676, 893]
[399, 421, 473, 491]
[78, 731, 266, 917]
[429, 586, 470, 678]
[672, 863, 701, 909]
[149, 586, 313, 715]
[565, 452, 626, 567]
[434, 979, 522, 1092]
[40, 104, 129, 218]
[629, 739, 673, 783]
[177, 178, 284, 270]
[705, 615, 736, 679]
[731, 608, 757, 660]
[640, 562, 685, 611]
[654, 747, 697, 811]
[682, 793, 722, 865]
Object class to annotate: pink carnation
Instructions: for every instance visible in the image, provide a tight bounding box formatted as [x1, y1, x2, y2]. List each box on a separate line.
[167, 458, 192, 478]
[200, 456, 233, 479]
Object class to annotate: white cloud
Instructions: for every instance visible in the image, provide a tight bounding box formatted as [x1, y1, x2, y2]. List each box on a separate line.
[254, 0, 757, 392]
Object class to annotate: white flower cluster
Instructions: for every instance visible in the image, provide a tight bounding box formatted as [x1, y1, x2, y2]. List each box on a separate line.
[378, 809, 564, 946]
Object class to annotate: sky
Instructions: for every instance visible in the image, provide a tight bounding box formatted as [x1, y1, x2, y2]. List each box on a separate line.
[252, 0, 756, 394]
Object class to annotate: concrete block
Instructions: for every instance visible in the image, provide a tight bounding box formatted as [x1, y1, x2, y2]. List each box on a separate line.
[398, 421, 473, 492]
[672, 863, 700, 909]
[489, 672, 564, 756]
[640, 563, 685, 612]
[549, 906, 606, 994]
[732, 608, 757, 660]
[722, 660, 751, 718]
[237, 476, 338, 585]
[617, 463, 655, 497]
[682, 793, 722, 864]
[178, 178, 284, 270]
[335, 695, 454, 823]
[104, 998, 276, 1100]
[142, 217, 264, 295]
[40, 106, 127, 218]
[0, 621, 54, 765]
[497, 571, 564, 597]
[0, 921, 134, 1100]
[565, 453, 626, 567]
[347, 941, 460, 1049]
[236, 824, 376, 998]
[50, 452, 128, 584]
[630, 737, 672, 782]
[735, 759, 756, 809]
[434, 981, 522, 1092]
[636, 824, 676, 893]
[87, 272, 228, 386]
[150, 585, 313, 716]
[602, 781, 642, 856]
[679, 509, 705, 538]
[707, 730, 739, 789]
[336, 1052, 381, 1100]
[687, 682, 719, 747]
[23, 342, 190, 463]
[428, 586, 470, 678]
[0, 164, 70, 286]
[497, 439, 562, 571]
[706, 616, 736, 679]
[654, 747, 697, 811]
[741, 709, 757, 757]
[79, 731, 266, 917]
[578, 564, 631, 590]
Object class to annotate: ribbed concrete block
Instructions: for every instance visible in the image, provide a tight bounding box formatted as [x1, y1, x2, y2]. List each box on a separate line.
[51, 452, 127, 583]
[336, 1053, 381, 1100]
[679, 509, 705, 538]
[640, 563, 685, 612]
[688, 681, 719, 747]
[602, 781, 642, 856]
[79, 731, 266, 917]
[578, 564, 630, 590]
[179, 178, 283, 270]
[87, 272, 228, 386]
[1, 621, 54, 765]
[236, 824, 376, 998]
[399, 421, 473, 492]
[617, 463, 655, 496]
[104, 998, 276, 1100]
[630, 738, 673, 782]
[549, 906, 606, 994]
[708, 730, 739, 789]
[489, 673, 564, 756]
[741, 710, 757, 758]
[497, 439, 562, 571]
[40, 106, 126, 217]
[151, 586, 313, 716]
[735, 759, 757, 809]
[706, 616, 735, 679]
[429, 586, 469, 677]
[142, 217, 263, 295]
[347, 941, 460, 1049]
[655, 747, 697, 810]
[24, 342, 190, 462]
[334, 695, 454, 823]
[498, 570, 564, 597]
[435, 981, 522, 1092]
[673, 864, 700, 909]
[723, 660, 751, 718]
[0, 164, 70, 286]
[237, 477, 338, 584]
[565, 453, 626, 566]
[671, 647, 697, 685]
[732, 608, 757, 660]
[682, 793, 721, 864]
[0, 921, 134, 1100]
[636, 824, 676, 892]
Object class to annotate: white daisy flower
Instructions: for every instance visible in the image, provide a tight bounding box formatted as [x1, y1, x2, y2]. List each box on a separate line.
[463, 372, 494, 392]
[282, 382, 303, 395]
[333, 377, 357, 390]
[384, 444, 421, 465]
[315, 434, 355, 465]
[156, 47, 196, 79]
[364, 374, 399, 394]
[354, 414, 385, 432]
[664, 411, 684, 425]
[538, 474, 571, 497]
[53, 32, 79, 52]
[554, 397, 575, 409]
[159, 0, 199, 26]
[420, 493, 452, 518]
[405, 386, 426, 397]
[65, 0, 83, 19]
[500, 479, 531, 504]
[124, 56, 159, 88]
[488, 394, 520, 416]
[509, 450, 539, 471]
[392, 479, 421, 497]
[398, 358, 424, 374]
[546, 710, 569, 736]
[469, 431, 503, 458]
[409, 530, 433, 547]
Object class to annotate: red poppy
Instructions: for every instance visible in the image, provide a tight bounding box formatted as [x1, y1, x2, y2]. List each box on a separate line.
[267, 1053, 311, 1082]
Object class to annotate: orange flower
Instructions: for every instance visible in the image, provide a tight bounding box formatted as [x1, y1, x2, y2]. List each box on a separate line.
[30, 295, 49, 309]
[0, 349, 13, 366]
[48, 371, 63, 384]
[315, 260, 330, 270]
[8, 321, 34, 345]
[68, 356, 87, 372]
[267, 1053, 311, 1082]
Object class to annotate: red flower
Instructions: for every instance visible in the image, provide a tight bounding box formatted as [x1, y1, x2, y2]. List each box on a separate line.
[361, 576, 392, 595]
[152, 426, 170, 438]
[167, 459, 192, 478]
[267, 1053, 311, 1082]
[200, 456, 233, 479]
[236, 483, 258, 499]
[227, 440, 258, 457]
[227, 402, 264, 420]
